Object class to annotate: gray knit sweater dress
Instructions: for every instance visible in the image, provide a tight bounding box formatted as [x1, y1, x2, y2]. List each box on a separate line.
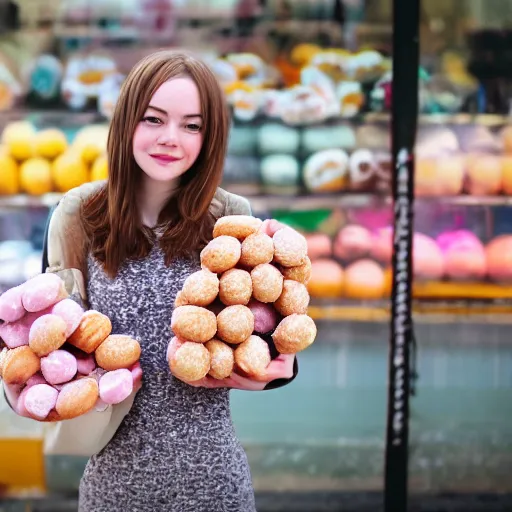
[78, 246, 256, 512]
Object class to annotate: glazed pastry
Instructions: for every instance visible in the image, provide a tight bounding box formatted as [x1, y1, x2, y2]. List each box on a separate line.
[216, 305, 254, 345]
[51, 299, 84, 338]
[1, 345, 40, 385]
[213, 215, 262, 240]
[95, 335, 141, 371]
[205, 339, 234, 379]
[168, 337, 211, 382]
[99, 369, 133, 405]
[182, 269, 219, 307]
[219, 269, 252, 306]
[21, 273, 68, 313]
[234, 335, 271, 379]
[348, 149, 377, 191]
[274, 280, 310, 316]
[200, 236, 241, 273]
[0, 285, 25, 323]
[23, 384, 59, 421]
[344, 260, 386, 299]
[280, 256, 312, 285]
[273, 228, 308, 268]
[308, 259, 345, 298]
[55, 378, 99, 420]
[251, 263, 283, 303]
[247, 299, 279, 334]
[68, 310, 112, 354]
[239, 233, 274, 267]
[171, 305, 217, 343]
[28, 314, 67, 357]
[272, 314, 317, 354]
[41, 349, 78, 385]
[303, 149, 349, 192]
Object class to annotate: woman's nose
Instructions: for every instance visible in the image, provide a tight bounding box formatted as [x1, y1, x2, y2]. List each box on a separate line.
[157, 123, 179, 145]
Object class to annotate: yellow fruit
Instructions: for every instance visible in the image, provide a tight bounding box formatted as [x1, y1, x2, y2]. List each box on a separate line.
[52, 151, 89, 192]
[90, 154, 108, 181]
[19, 157, 52, 195]
[72, 124, 109, 164]
[1, 121, 35, 161]
[0, 147, 19, 194]
[34, 129, 68, 159]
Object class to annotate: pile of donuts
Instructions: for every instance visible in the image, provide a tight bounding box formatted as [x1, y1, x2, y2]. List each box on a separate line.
[0, 273, 141, 421]
[168, 215, 317, 383]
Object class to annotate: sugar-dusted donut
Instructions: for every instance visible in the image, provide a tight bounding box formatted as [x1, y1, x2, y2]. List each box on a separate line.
[200, 236, 241, 273]
[219, 269, 252, 306]
[280, 256, 312, 285]
[239, 232, 274, 267]
[205, 339, 234, 379]
[67, 310, 112, 354]
[272, 314, 317, 354]
[213, 215, 263, 240]
[171, 305, 217, 343]
[95, 335, 141, 371]
[28, 314, 67, 357]
[181, 269, 219, 307]
[168, 337, 211, 382]
[41, 349, 78, 385]
[274, 280, 310, 316]
[251, 263, 283, 303]
[234, 335, 271, 379]
[21, 273, 68, 313]
[1, 345, 41, 385]
[216, 305, 254, 344]
[273, 227, 308, 267]
[55, 378, 99, 420]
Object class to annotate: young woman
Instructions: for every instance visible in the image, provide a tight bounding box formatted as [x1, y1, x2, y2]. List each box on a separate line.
[4, 50, 298, 511]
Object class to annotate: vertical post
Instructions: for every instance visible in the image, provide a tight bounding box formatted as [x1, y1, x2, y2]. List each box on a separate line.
[384, 0, 420, 510]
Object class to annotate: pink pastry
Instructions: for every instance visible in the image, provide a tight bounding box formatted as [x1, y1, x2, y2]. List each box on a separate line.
[41, 350, 78, 385]
[21, 273, 68, 313]
[436, 230, 486, 280]
[26, 372, 48, 388]
[51, 299, 84, 338]
[0, 285, 26, 323]
[24, 384, 59, 420]
[0, 308, 52, 349]
[333, 225, 373, 261]
[371, 226, 393, 264]
[16, 386, 31, 417]
[99, 369, 134, 405]
[75, 352, 96, 376]
[247, 299, 279, 334]
[412, 233, 445, 280]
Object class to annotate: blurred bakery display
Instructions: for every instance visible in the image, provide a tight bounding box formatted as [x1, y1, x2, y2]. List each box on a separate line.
[0, 0, 512, 309]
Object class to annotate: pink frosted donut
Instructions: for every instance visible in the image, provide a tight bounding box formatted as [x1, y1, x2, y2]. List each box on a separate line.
[333, 225, 372, 261]
[412, 233, 445, 280]
[21, 273, 68, 313]
[41, 349, 78, 385]
[51, 299, 84, 338]
[99, 369, 133, 405]
[0, 285, 26, 323]
[247, 299, 279, 334]
[24, 384, 59, 420]
[436, 230, 486, 280]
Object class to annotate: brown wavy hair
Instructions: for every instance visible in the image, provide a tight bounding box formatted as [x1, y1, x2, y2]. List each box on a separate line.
[81, 50, 229, 278]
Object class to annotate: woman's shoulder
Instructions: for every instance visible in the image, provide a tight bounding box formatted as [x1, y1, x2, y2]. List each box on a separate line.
[53, 180, 106, 219]
[211, 187, 252, 217]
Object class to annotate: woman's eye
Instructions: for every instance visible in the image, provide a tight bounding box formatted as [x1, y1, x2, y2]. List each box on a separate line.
[142, 116, 162, 125]
[186, 123, 202, 132]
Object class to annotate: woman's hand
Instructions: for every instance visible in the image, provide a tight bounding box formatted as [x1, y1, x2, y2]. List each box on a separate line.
[168, 338, 295, 390]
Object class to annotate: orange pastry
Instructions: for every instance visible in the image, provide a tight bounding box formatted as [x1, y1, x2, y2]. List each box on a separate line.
[213, 215, 262, 240]
[28, 314, 67, 357]
[272, 314, 317, 354]
[234, 335, 271, 379]
[239, 232, 274, 267]
[216, 305, 254, 344]
[280, 256, 312, 285]
[205, 339, 234, 379]
[200, 235, 241, 273]
[272, 227, 308, 267]
[181, 269, 219, 307]
[68, 310, 112, 354]
[55, 378, 99, 420]
[95, 335, 141, 371]
[219, 269, 252, 306]
[168, 337, 211, 382]
[274, 280, 310, 316]
[171, 305, 217, 343]
[251, 263, 283, 303]
[1, 345, 40, 385]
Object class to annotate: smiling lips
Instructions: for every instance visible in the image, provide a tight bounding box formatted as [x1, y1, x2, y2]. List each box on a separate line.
[150, 154, 182, 163]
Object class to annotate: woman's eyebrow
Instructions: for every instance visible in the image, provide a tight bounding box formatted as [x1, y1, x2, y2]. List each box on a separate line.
[147, 105, 167, 115]
[183, 114, 202, 119]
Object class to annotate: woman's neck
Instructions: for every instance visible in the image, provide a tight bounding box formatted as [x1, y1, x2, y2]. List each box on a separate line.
[137, 178, 178, 228]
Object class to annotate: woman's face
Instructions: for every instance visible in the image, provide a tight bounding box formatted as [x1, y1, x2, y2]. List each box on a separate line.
[133, 77, 203, 187]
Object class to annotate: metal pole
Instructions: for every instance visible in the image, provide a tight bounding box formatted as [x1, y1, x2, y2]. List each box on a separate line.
[384, 0, 420, 510]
